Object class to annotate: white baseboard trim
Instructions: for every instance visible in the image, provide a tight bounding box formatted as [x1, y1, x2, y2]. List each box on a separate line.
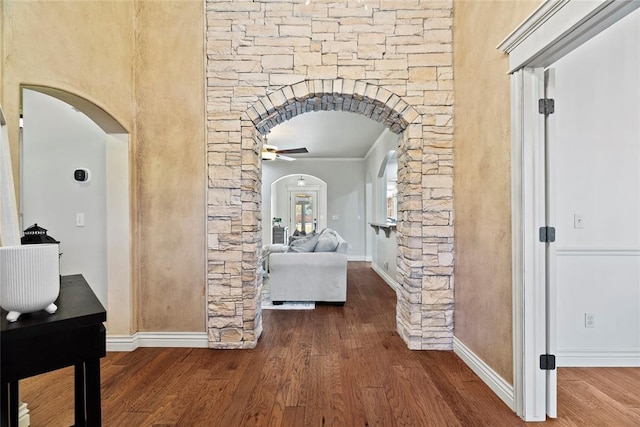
[107, 332, 208, 352]
[371, 262, 399, 293]
[453, 337, 515, 412]
[348, 255, 370, 261]
[558, 350, 640, 367]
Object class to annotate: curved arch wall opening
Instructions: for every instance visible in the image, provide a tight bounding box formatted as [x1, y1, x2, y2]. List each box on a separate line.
[205, 0, 455, 351]
[206, 79, 455, 350]
[267, 174, 328, 245]
[20, 86, 131, 335]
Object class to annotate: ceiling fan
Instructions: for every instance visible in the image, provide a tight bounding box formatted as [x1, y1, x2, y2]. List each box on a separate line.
[261, 138, 309, 161]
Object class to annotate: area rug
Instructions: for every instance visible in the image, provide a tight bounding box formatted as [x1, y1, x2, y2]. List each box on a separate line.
[261, 275, 315, 310]
[261, 300, 315, 310]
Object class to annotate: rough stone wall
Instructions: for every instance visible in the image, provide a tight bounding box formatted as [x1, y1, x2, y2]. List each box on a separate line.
[206, 0, 454, 350]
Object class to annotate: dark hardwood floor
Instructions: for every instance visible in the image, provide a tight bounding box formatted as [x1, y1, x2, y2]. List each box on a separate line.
[20, 262, 640, 426]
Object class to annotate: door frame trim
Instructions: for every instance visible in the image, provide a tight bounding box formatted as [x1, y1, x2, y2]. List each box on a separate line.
[510, 66, 547, 422]
[500, 0, 640, 421]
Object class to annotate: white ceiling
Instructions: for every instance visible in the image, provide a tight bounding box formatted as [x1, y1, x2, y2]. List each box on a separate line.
[266, 110, 387, 159]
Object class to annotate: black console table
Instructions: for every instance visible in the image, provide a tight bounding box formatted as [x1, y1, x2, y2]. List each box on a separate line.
[1, 274, 106, 426]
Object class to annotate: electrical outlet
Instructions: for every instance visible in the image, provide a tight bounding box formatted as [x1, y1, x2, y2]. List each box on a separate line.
[574, 213, 584, 229]
[584, 312, 595, 328]
[75, 213, 85, 227]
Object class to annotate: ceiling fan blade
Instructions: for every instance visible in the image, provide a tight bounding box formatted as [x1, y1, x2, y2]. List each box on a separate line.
[261, 151, 277, 160]
[275, 147, 308, 154]
[276, 154, 296, 161]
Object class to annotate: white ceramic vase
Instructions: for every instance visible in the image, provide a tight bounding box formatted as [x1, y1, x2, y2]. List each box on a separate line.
[0, 244, 60, 322]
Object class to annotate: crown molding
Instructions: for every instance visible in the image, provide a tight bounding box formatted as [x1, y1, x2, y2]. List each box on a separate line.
[497, 0, 571, 53]
[497, 0, 640, 73]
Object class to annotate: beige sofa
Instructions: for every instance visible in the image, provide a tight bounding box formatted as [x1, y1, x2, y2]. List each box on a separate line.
[268, 229, 348, 304]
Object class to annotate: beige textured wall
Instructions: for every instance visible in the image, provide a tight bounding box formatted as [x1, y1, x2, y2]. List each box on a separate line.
[135, 1, 206, 331]
[1, 1, 205, 333]
[2, 1, 135, 190]
[2, 0, 548, 353]
[452, 0, 541, 383]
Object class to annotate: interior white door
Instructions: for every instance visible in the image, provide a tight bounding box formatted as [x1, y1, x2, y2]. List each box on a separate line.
[543, 67, 558, 418]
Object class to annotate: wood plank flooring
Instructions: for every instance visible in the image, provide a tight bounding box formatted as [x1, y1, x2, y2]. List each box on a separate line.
[19, 262, 640, 426]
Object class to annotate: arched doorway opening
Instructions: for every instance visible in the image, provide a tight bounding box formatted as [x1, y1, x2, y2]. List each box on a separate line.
[20, 85, 132, 336]
[207, 79, 454, 350]
[266, 174, 328, 245]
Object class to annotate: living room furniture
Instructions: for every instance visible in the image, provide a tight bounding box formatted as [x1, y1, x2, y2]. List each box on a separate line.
[269, 229, 348, 304]
[1, 274, 106, 427]
[261, 243, 287, 275]
[272, 226, 288, 244]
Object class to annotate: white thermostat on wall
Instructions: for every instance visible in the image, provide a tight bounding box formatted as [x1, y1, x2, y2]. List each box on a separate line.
[73, 168, 91, 182]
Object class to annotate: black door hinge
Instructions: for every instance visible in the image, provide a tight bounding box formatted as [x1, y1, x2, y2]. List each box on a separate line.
[539, 226, 556, 243]
[540, 354, 556, 370]
[538, 98, 555, 115]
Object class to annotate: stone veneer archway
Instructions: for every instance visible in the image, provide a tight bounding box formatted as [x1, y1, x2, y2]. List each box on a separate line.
[207, 79, 454, 350]
[206, 0, 454, 350]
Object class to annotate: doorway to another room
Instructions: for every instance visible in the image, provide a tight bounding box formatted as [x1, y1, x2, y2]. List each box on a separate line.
[502, 1, 640, 421]
[544, 6, 640, 419]
[19, 86, 132, 336]
[267, 174, 328, 245]
[207, 79, 456, 353]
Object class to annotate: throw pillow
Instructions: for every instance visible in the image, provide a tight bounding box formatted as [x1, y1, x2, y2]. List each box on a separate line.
[288, 235, 304, 245]
[289, 234, 308, 246]
[289, 230, 316, 245]
[288, 234, 319, 252]
[314, 232, 339, 252]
